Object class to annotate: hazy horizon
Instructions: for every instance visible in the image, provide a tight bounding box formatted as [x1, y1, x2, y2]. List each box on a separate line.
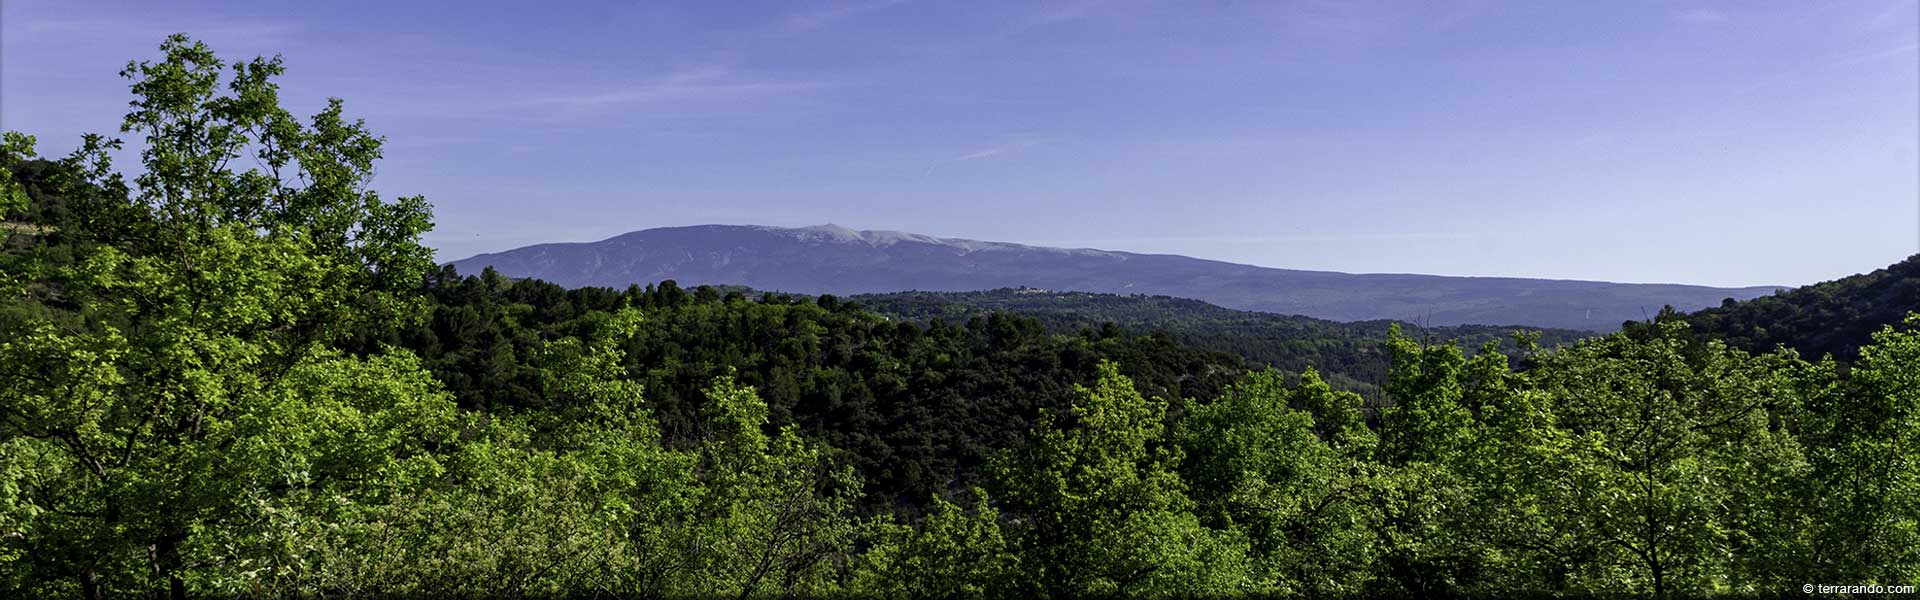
[4, 0, 1916, 287]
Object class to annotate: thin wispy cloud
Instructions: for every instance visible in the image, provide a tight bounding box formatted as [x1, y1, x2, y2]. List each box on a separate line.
[1263, 2, 1501, 45]
[329, 64, 825, 129]
[954, 145, 1015, 161]
[523, 67, 821, 112]
[1830, 41, 1920, 66]
[1673, 8, 1730, 25]
[1267, 2, 1412, 49]
[1018, 0, 1112, 29]
[782, 0, 908, 35]
[923, 136, 1045, 174]
[1865, 0, 1918, 29]
[18, 17, 298, 47]
[1427, 1, 1489, 32]
[1730, 39, 1919, 95]
[1302, 15, 1391, 41]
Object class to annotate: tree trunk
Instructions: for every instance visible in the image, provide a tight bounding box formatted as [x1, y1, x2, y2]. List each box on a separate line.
[1651, 558, 1665, 599]
[154, 533, 187, 600]
[81, 568, 102, 600]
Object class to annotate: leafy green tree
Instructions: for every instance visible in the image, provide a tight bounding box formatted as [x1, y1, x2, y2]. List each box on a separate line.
[853, 488, 1018, 599]
[1181, 368, 1379, 596]
[0, 35, 447, 598]
[204, 308, 668, 596]
[1448, 340, 1579, 595]
[1533, 321, 1810, 597]
[991, 361, 1250, 597]
[1371, 328, 1485, 595]
[1797, 314, 1920, 582]
[0, 133, 32, 219]
[657, 375, 864, 598]
[1380, 326, 1476, 465]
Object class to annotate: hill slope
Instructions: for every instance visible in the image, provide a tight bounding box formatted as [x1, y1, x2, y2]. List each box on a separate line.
[852, 288, 1596, 396]
[1682, 254, 1920, 362]
[447, 224, 1781, 331]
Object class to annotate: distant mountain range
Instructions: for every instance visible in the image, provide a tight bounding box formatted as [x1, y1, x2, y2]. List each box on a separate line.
[446, 224, 1783, 331]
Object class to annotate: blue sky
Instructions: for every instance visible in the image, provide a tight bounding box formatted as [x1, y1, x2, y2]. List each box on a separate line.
[3, 0, 1915, 287]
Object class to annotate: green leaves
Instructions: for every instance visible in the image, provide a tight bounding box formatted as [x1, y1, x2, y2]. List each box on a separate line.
[991, 361, 1251, 597]
[1528, 322, 1809, 595]
[1803, 315, 1920, 583]
[1181, 368, 1380, 595]
[0, 34, 446, 597]
[856, 488, 1018, 599]
[1381, 324, 1477, 466]
[0, 133, 34, 220]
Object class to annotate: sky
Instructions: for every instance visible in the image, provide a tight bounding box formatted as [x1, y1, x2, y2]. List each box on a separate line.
[3, 0, 1916, 287]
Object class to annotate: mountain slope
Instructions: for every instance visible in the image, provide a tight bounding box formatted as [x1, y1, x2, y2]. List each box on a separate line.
[447, 224, 1782, 331]
[852, 288, 1596, 397]
[1681, 254, 1920, 362]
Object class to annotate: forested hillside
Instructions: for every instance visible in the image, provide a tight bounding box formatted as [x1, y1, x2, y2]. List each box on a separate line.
[856, 288, 1593, 395]
[1679, 255, 1920, 362]
[357, 269, 1247, 514]
[2, 37, 1916, 598]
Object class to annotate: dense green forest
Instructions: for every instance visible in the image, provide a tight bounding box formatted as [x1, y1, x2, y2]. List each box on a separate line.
[2, 37, 1917, 598]
[360, 269, 1247, 515]
[855, 288, 1593, 397]
[1676, 255, 1920, 363]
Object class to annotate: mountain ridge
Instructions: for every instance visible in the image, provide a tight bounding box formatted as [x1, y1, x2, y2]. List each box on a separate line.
[1676, 254, 1920, 362]
[447, 223, 1784, 331]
